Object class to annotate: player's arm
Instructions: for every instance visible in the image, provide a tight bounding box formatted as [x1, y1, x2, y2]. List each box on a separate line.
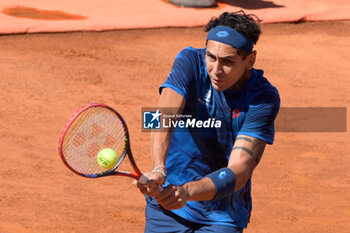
[226, 135, 266, 190]
[135, 87, 186, 196]
[151, 88, 185, 170]
[155, 135, 266, 210]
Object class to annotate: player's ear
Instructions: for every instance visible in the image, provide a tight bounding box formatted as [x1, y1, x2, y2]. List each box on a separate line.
[246, 50, 257, 70]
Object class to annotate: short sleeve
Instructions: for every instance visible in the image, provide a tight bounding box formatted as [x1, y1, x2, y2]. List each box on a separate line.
[238, 90, 280, 144]
[159, 47, 199, 100]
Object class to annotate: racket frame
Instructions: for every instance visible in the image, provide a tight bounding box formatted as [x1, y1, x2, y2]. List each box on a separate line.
[58, 103, 142, 179]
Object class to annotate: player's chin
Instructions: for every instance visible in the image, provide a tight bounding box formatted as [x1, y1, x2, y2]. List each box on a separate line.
[211, 83, 227, 92]
[210, 79, 227, 91]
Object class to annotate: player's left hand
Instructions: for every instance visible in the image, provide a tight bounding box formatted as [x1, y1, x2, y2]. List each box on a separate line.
[155, 184, 189, 210]
[133, 171, 165, 197]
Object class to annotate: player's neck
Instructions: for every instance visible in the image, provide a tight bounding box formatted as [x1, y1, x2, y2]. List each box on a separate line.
[231, 69, 252, 91]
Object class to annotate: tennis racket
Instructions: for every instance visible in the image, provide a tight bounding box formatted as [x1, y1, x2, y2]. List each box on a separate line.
[58, 102, 148, 183]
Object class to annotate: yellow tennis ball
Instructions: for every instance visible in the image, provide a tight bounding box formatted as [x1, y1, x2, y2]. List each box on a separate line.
[97, 148, 118, 170]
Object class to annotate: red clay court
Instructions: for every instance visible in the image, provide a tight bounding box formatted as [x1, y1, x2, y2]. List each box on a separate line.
[0, 0, 349, 232]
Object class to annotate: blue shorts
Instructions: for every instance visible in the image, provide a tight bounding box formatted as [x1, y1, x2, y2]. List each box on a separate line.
[145, 197, 243, 233]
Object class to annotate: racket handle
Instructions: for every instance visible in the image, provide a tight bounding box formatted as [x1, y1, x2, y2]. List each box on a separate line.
[139, 174, 149, 184]
[138, 174, 164, 191]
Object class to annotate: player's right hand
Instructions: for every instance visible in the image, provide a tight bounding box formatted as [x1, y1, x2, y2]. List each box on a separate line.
[133, 171, 165, 197]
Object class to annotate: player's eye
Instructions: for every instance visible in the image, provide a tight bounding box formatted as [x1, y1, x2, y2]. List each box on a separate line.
[206, 53, 216, 61]
[224, 59, 234, 65]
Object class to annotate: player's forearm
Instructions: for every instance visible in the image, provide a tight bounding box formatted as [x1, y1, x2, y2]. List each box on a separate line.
[150, 112, 178, 168]
[178, 137, 265, 201]
[229, 135, 266, 191]
[182, 177, 216, 201]
[151, 130, 173, 167]
[230, 164, 253, 191]
[151, 88, 186, 168]
[183, 166, 252, 201]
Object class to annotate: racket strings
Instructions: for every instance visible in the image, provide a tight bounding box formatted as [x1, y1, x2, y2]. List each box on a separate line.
[66, 109, 106, 174]
[80, 109, 125, 174]
[62, 106, 127, 175]
[67, 110, 125, 174]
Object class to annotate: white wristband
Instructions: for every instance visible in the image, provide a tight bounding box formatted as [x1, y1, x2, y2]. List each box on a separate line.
[152, 165, 167, 178]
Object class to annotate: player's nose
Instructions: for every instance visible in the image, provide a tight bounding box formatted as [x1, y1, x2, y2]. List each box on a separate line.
[212, 61, 224, 76]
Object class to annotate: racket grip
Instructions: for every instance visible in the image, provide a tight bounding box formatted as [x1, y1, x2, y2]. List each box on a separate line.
[139, 174, 149, 184]
[138, 174, 164, 191]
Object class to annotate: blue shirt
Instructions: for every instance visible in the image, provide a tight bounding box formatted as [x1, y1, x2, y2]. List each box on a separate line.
[157, 47, 280, 228]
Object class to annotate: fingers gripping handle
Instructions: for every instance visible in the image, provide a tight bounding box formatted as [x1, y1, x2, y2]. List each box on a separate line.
[138, 174, 149, 184]
[139, 174, 164, 191]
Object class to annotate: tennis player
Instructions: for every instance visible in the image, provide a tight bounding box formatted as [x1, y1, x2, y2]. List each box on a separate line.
[136, 11, 280, 232]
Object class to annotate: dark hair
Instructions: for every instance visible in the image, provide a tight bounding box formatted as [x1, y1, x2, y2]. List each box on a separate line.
[205, 11, 261, 45]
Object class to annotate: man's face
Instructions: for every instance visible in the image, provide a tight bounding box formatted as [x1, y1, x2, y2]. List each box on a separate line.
[205, 40, 255, 91]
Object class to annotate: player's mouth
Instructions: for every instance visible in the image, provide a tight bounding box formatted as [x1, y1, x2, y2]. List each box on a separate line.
[211, 78, 224, 86]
